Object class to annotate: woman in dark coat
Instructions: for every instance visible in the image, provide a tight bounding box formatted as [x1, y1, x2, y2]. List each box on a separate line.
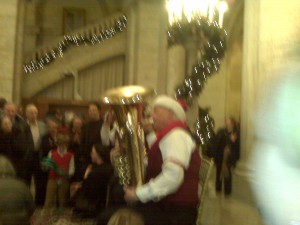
[71, 144, 113, 218]
[213, 117, 240, 196]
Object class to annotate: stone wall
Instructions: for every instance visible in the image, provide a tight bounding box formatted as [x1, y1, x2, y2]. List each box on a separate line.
[38, 0, 106, 44]
[23, 0, 108, 59]
[241, 0, 300, 163]
[235, 0, 300, 212]
[0, 0, 18, 101]
[125, 0, 168, 94]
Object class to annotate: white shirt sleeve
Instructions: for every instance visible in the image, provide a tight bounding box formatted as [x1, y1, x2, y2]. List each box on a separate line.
[146, 131, 157, 148]
[101, 123, 111, 146]
[136, 128, 195, 203]
[101, 123, 117, 146]
[109, 122, 118, 145]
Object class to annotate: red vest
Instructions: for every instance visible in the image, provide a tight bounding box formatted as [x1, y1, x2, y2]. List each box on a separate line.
[146, 121, 201, 207]
[48, 149, 73, 180]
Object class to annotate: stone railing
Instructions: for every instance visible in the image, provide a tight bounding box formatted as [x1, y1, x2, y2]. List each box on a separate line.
[24, 12, 127, 73]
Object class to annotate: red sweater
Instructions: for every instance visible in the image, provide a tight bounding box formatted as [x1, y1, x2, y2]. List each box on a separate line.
[48, 149, 73, 180]
[146, 121, 201, 207]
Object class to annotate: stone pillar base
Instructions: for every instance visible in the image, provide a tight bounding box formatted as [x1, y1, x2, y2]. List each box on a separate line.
[232, 161, 257, 207]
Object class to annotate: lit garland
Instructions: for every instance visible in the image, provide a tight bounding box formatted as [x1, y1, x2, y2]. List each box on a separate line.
[23, 15, 127, 74]
[168, 16, 227, 155]
[195, 107, 215, 157]
[168, 17, 227, 99]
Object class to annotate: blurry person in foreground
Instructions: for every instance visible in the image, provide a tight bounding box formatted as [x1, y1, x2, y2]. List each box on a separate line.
[0, 155, 35, 225]
[251, 65, 300, 225]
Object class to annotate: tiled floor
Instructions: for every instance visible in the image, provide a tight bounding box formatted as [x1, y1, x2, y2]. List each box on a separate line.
[200, 168, 266, 225]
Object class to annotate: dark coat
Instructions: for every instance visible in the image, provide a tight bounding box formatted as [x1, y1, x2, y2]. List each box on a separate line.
[40, 133, 57, 159]
[72, 163, 113, 216]
[0, 128, 27, 176]
[212, 128, 240, 166]
[11, 116, 35, 184]
[13, 116, 34, 159]
[81, 120, 103, 162]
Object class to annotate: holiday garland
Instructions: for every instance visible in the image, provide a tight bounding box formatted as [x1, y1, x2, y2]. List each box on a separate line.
[195, 107, 216, 156]
[168, 18, 227, 99]
[23, 15, 127, 74]
[168, 17, 227, 154]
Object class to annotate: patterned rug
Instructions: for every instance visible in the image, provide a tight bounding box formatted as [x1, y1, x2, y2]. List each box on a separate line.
[31, 208, 97, 225]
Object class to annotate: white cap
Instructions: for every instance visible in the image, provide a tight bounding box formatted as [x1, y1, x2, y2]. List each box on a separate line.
[153, 95, 186, 122]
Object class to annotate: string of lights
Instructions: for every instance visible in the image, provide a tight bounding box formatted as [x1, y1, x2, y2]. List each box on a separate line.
[23, 15, 127, 74]
[168, 17, 227, 99]
[166, 0, 229, 152]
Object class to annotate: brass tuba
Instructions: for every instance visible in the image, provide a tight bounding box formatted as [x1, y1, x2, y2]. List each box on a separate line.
[101, 85, 155, 186]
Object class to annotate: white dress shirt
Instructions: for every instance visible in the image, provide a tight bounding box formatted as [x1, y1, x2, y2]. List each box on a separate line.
[28, 120, 47, 151]
[29, 121, 40, 151]
[136, 128, 196, 203]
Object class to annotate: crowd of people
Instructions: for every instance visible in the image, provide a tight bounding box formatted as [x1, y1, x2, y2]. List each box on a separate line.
[0, 99, 117, 223]
[0, 94, 241, 225]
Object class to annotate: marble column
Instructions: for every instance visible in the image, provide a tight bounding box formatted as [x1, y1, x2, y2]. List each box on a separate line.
[0, 0, 19, 101]
[240, 0, 300, 168]
[13, 0, 26, 104]
[23, 0, 40, 60]
[225, 0, 300, 207]
[125, 0, 168, 95]
[166, 45, 185, 96]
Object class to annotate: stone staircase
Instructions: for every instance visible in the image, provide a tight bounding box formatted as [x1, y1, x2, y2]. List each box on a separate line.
[22, 12, 127, 98]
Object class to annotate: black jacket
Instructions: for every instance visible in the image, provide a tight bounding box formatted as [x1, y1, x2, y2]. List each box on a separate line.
[40, 133, 57, 159]
[212, 128, 240, 166]
[81, 120, 103, 162]
[72, 163, 113, 216]
[0, 128, 27, 176]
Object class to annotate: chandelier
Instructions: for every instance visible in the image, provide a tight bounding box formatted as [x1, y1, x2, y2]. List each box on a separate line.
[165, 0, 229, 98]
[166, 0, 228, 27]
[165, 0, 230, 157]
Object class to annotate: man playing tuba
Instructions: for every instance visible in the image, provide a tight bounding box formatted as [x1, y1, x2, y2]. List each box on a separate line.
[124, 95, 201, 225]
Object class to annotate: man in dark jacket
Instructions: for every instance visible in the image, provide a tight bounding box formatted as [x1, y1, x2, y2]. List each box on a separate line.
[80, 102, 104, 179]
[25, 104, 47, 206]
[0, 115, 26, 178]
[4, 102, 34, 185]
[81, 103, 103, 157]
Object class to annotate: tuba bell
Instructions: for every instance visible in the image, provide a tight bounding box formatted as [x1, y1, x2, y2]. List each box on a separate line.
[101, 85, 155, 186]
